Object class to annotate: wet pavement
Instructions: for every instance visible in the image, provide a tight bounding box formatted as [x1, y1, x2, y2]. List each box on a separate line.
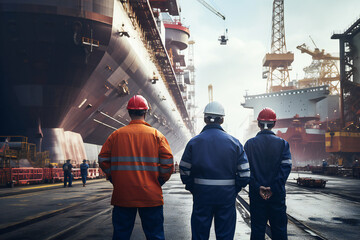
[0, 172, 359, 239]
[286, 172, 360, 240]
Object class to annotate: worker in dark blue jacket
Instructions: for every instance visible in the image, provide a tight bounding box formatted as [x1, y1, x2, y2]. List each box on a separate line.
[244, 108, 292, 240]
[80, 159, 89, 187]
[180, 101, 250, 240]
[63, 159, 73, 187]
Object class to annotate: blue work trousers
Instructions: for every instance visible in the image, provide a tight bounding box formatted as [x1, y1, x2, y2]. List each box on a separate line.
[191, 202, 236, 240]
[250, 194, 288, 240]
[81, 174, 87, 184]
[64, 172, 72, 186]
[112, 205, 165, 240]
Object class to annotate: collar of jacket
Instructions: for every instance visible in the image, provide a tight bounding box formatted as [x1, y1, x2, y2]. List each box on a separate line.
[256, 129, 275, 136]
[201, 124, 224, 133]
[129, 119, 151, 127]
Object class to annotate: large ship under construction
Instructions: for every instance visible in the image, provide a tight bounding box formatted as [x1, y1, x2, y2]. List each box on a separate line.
[0, 0, 196, 167]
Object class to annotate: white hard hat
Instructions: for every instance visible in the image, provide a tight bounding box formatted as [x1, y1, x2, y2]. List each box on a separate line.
[204, 101, 225, 117]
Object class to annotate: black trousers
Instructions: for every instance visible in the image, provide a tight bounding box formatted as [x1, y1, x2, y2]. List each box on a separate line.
[250, 193, 288, 240]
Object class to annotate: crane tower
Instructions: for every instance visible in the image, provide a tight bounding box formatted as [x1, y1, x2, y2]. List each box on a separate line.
[263, 0, 294, 93]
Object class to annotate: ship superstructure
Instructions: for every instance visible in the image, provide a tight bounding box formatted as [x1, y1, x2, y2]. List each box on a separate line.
[0, 0, 194, 166]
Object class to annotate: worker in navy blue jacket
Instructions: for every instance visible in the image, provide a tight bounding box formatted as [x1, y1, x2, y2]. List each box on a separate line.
[244, 108, 292, 240]
[180, 101, 250, 240]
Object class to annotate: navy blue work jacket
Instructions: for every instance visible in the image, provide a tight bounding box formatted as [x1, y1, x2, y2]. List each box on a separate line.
[180, 124, 250, 204]
[80, 163, 89, 175]
[244, 130, 292, 198]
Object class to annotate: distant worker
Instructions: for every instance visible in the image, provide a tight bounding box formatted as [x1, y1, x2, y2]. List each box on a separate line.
[354, 159, 359, 167]
[180, 101, 250, 240]
[80, 159, 89, 187]
[322, 159, 328, 168]
[98, 95, 174, 240]
[174, 161, 179, 173]
[63, 159, 73, 188]
[352, 160, 359, 178]
[244, 108, 292, 240]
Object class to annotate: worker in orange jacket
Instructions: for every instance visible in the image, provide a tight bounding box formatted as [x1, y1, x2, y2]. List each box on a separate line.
[98, 95, 173, 240]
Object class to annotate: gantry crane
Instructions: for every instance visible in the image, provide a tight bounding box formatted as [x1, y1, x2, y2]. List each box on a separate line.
[296, 43, 340, 95]
[262, 0, 294, 93]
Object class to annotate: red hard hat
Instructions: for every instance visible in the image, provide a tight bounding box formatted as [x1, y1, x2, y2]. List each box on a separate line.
[127, 95, 149, 110]
[257, 108, 276, 121]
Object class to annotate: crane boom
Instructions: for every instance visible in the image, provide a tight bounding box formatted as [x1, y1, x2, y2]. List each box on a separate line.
[296, 44, 339, 60]
[196, 0, 225, 20]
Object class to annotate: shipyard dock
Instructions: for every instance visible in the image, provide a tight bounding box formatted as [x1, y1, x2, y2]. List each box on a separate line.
[0, 173, 359, 240]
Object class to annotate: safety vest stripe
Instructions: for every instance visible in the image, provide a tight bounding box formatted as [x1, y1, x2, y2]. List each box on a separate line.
[160, 158, 173, 164]
[180, 169, 190, 176]
[111, 165, 159, 172]
[194, 178, 235, 186]
[111, 156, 159, 163]
[239, 171, 250, 177]
[281, 159, 292, 165]
[180, 161, 192, 169]
[238, 162, 250, 170]
[98, 157, 110, 163]
[159, 167, 172, 174]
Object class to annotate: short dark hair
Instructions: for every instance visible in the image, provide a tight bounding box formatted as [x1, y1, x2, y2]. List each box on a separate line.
[258, 121, 275, 129]
[204, 116, 223, 124]
[128, 109, 146, 117]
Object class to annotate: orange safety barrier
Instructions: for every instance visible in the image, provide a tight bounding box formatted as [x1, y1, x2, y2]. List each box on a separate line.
[72, 168, 82, 180]
[0, 167, 105, 187]
[11, 168, 44, 185]
[43, 168, 52, 182]
[51, 168, 64, 182]
[88, 168, 98, 179]
[43, 168, 64, 183]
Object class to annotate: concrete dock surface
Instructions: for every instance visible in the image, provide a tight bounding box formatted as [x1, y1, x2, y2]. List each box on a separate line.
[0, 173, 359, 239]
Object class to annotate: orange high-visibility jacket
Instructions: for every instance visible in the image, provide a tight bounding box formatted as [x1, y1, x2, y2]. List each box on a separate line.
[98, 120, 173, 207]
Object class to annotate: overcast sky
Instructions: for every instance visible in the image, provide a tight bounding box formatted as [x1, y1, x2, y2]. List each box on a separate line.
[178, 0, 360, 141]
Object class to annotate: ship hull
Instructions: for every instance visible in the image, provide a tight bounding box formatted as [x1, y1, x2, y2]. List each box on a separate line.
[0, 0, 191, 163]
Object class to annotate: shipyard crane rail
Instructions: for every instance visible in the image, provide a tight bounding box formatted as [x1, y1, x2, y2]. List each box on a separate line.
[195, 0, 225, 20]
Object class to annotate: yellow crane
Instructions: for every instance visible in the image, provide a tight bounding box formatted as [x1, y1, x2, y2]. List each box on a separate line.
[296, 43, 340, 95]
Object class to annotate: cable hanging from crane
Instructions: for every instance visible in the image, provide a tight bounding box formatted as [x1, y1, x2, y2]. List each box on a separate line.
[195, 0, 228, 45]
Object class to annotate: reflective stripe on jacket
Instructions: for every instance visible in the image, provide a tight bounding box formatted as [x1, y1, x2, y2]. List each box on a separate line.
[98, 120, 173, 207]
[244, 130, 292, 196]
[180, 124, 250, 204]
